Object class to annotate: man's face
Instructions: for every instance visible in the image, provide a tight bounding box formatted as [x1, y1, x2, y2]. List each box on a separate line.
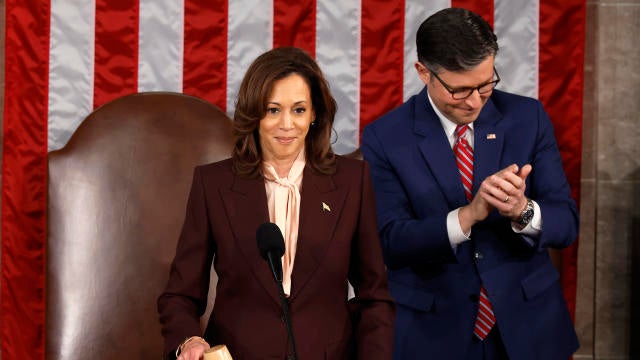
[416, 56, 496, 126]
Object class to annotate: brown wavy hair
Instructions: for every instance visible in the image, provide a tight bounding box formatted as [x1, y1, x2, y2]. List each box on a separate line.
[231, 47, 337, 178]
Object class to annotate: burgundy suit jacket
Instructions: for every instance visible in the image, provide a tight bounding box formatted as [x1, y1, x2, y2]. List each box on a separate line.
[158, 156, 395, 360]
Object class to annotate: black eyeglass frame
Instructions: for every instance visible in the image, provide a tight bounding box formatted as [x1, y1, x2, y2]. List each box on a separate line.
[428, 67, 501, 100]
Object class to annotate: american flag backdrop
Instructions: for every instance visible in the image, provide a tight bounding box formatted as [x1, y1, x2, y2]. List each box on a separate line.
[1, 0, 584, 358]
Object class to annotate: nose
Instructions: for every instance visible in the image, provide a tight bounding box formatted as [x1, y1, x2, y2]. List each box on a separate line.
[464, 89, 483, 108]
[280, 111, 293, 129]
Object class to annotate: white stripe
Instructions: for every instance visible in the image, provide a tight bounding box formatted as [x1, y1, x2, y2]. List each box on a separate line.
[457, 152, 473, 167]
[478, 312, 494, 325]
[48, 0, 96, 151]
[474, 326, 489, 338]
[47, 6, 96, 354]
[458, 158, 472, 170]
[458, 158, 472, 171]
[138, 0, 184, 92]
[493, 0, 539, 98]
[316, 0, 360, 154]
[479, 300, 494, 315]
[475, 316, 491, 330]
[402, 0, 450, 101]
[480, 289, 490, 301]
[226, 0, 273, 119]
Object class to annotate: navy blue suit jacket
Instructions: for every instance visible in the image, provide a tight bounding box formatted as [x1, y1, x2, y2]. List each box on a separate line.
[361, 88, 579, 360]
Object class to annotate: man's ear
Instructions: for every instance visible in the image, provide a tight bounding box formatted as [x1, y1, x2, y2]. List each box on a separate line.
[414, 62, 430, 85]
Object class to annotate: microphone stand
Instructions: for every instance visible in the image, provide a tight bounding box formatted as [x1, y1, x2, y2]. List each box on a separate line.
[275, 279, 298, 360]
[268, 256, 298, 360]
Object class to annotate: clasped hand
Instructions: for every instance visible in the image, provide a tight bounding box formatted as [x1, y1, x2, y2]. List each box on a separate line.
[460, 164, 531, 230]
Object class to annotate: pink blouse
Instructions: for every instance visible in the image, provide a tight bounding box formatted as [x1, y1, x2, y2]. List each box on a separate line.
[262, 150, 305, 295]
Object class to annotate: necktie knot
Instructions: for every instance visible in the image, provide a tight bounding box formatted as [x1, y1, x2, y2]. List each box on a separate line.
[455, 124, 469, 143]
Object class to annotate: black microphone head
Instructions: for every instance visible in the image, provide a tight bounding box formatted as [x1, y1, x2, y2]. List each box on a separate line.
[256, 222, 285, 260]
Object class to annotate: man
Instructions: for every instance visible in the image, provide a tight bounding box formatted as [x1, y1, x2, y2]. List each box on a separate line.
[361, 7, 579, 360]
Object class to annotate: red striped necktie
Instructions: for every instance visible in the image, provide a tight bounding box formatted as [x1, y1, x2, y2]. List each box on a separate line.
[454, 125, 474, 202]
[453, 125, 496, 340]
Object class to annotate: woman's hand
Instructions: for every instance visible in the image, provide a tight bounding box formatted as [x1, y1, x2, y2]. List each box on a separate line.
[177, 337, 210, 360]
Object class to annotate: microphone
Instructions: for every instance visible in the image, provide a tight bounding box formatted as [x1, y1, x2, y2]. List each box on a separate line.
[255, 222, 298, 360]
[256, 222, 285, 283]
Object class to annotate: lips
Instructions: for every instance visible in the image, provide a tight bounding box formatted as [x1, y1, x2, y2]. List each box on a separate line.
[275, 137, 296, 144]
[457, 107, 477, 116]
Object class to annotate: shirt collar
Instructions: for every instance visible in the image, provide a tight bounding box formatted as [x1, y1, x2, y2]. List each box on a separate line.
[426, 89, 474, 144]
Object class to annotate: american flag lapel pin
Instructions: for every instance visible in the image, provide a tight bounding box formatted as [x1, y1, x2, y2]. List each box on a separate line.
[486, 133, 496, 139]
[322, 202, 331, 212]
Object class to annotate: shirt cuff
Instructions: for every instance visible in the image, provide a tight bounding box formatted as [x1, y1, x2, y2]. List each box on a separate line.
[448, 208, 471, 251]
[512, 200, 542, 237]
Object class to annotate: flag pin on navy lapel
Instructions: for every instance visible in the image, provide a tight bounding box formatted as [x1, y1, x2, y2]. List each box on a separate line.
[486, 133, 496, 139]
[322, 202, 331, 212]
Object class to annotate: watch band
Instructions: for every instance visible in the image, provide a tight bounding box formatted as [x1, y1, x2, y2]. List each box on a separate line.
[517, 199, 534, 226]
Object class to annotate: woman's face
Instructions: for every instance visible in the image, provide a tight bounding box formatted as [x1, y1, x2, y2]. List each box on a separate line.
[259, 73, 315, 164]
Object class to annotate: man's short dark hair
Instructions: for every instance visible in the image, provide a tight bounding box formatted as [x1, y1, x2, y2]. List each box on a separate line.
[416, 7, 498, 72]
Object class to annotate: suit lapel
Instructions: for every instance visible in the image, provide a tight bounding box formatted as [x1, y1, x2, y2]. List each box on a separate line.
[414, 89, 468, 207]
[220, 174, 281, 305]
[289, 165, 347, 300]
[472, 99, 504, 189]
[415, 89, 505, 205]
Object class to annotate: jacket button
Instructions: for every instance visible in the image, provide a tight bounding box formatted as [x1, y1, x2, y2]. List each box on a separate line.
[474, 251, 483, 260]
[469, 294, 479, 302]
[280, 314, 286, 323]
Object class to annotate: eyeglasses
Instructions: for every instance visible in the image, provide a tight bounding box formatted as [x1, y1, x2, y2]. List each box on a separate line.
[428, 67, 500, 100]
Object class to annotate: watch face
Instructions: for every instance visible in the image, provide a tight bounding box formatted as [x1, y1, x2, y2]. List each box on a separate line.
[518, 201, 534, 225]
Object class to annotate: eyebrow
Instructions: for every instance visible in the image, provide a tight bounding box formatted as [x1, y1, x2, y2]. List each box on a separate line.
[267, 100, 309, 106]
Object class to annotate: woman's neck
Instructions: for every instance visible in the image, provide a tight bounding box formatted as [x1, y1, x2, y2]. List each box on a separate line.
[263, 149, 305, 178]
[269, 158, 295, 178]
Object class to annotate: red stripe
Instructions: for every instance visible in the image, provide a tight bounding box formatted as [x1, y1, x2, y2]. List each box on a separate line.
[360, 0, 405, 137]
[458, 146, 473, 166]
[478, 311, 495, 323]
[475, 327, 488, 336]
[1, 1, 50, 358]
[538, 0, 585, 321]
[93, 0, 139, 109]
[273, 0, 316, 57]
[183, 0, 228, 110]
[273, 0, 316, 56]
[451, 0, 494, 27]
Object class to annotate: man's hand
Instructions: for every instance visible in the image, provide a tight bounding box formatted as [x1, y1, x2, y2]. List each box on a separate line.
[478, 163, 531, 220]
[458, 164, 532, 233]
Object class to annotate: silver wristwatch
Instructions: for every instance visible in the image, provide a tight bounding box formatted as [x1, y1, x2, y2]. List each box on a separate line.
[516, 199, 534, 226]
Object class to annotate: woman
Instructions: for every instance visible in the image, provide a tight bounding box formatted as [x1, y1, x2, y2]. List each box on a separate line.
[158, 47, 395, 360]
